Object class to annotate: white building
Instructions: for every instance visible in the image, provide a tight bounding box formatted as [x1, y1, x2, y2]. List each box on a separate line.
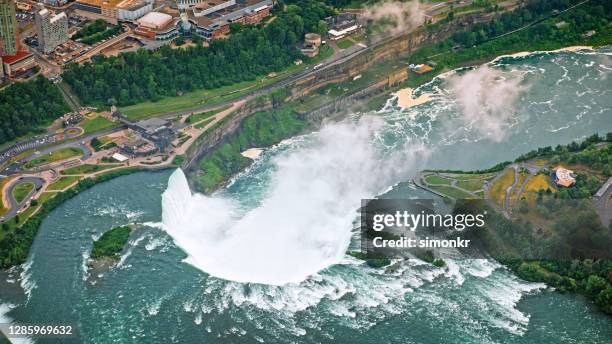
[554, 167, 576, 187]
[116, 0, 153, 21]
[35, 8, 68, 54]
[178, 0, 234, 11]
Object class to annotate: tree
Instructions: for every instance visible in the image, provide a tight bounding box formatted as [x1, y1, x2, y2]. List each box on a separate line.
[61, 0, 334, 107]
[174, 36, 186, 46]
[586, 275, 607, 296]
[317, 20, 328, 36]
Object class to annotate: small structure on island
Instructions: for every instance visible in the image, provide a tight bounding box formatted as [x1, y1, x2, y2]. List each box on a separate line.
[553, 167, 576, 187]
[300, 33, 321, 57]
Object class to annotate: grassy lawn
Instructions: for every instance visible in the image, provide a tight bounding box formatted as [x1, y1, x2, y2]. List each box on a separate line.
[12, 182, 35, 204]
[120, 46, 335, 120]
[185, 105, 230, 125]
[172, 155, 185, 166]
[47, 176, 82, 191]
[524, 174, 556, 200]
[80, 116, 116, 134]
[61, 164, 118, 175]
[337, 38, 355, 49]
[424, 174, 451, 185]
[452, 173, 497, 180]
[194, 117, 216, 129]
[24, 147, 83, 169]
[429, 185, 475, 199]
[489, 168, 515, 207]
[37, 192, 57, 204]
[456, 179, 484, 191]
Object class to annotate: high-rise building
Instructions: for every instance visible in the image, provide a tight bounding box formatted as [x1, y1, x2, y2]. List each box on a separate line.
[0, 0, 18, 56]
[35, 7, 68, 54]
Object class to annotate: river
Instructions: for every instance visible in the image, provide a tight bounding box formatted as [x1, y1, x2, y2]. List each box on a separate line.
[1, 47, 611, 343]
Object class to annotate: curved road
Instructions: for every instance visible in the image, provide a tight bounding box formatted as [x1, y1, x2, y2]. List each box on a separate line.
[1, 177, 44, 222]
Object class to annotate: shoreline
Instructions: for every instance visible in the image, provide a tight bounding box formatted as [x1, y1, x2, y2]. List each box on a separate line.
[240, 148, 263, 159]
[395, 87, 432, 109]
[2, 43, 606, 271]
[491, 45, 594, 63]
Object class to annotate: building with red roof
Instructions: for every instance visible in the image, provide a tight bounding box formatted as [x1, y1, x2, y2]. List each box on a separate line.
[2, 51, 35, 77]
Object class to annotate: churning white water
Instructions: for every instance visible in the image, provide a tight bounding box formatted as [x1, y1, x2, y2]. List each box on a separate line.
[162, 117, 428, 285]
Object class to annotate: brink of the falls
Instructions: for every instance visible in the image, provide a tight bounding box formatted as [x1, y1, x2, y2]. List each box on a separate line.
[161, 118, 425, 285]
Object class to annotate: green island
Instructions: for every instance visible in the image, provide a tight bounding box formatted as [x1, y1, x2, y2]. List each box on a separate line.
[91, 225, 132, 260]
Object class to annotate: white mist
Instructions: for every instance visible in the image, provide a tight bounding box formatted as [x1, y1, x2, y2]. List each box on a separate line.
[161, 116, 427, 285]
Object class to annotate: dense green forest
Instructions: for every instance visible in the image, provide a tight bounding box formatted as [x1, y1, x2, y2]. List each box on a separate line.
[91, 225, 131, 259]
[0, 77, 70, 145]
[62, 1, 334, 107]
[192, 106, 308, 193]
[449, 0, 610, 47]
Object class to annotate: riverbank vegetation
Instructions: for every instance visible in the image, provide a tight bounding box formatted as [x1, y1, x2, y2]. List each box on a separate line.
[0, 168, 142, 268]
[191, 105, 308, 193]
[462, 199, 612, 315]
[0, 77, 70, 146]
[406, 0, 612, 88]
[91, 226, 132, 259]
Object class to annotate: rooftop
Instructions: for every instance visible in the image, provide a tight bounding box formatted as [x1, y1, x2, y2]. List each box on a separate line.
[116, 0, 149, 10]
[137, 12, 174, 29]
[135, 117, 170, 134]
[2, 51, 33, 64]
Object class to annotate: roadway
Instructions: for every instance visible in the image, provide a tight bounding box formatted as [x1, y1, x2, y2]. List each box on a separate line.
[593, 178, 612, 228]
[1, 176, 44, 222]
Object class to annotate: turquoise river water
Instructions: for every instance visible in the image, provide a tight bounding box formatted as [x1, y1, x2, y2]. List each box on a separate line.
[0, 47, 611, 343]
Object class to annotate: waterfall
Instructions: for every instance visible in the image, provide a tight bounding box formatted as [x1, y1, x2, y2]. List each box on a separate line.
[161, 117, 428, 285]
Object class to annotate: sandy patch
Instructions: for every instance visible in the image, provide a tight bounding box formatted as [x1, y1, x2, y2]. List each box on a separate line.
[396, 87, 432, 108]
[241, 148, 263, 159]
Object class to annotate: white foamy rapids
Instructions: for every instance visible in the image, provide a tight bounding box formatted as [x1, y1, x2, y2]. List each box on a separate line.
[162, 117, 428, 285]
[19, 258, 36, 302]
[0, 303, 35, 344]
